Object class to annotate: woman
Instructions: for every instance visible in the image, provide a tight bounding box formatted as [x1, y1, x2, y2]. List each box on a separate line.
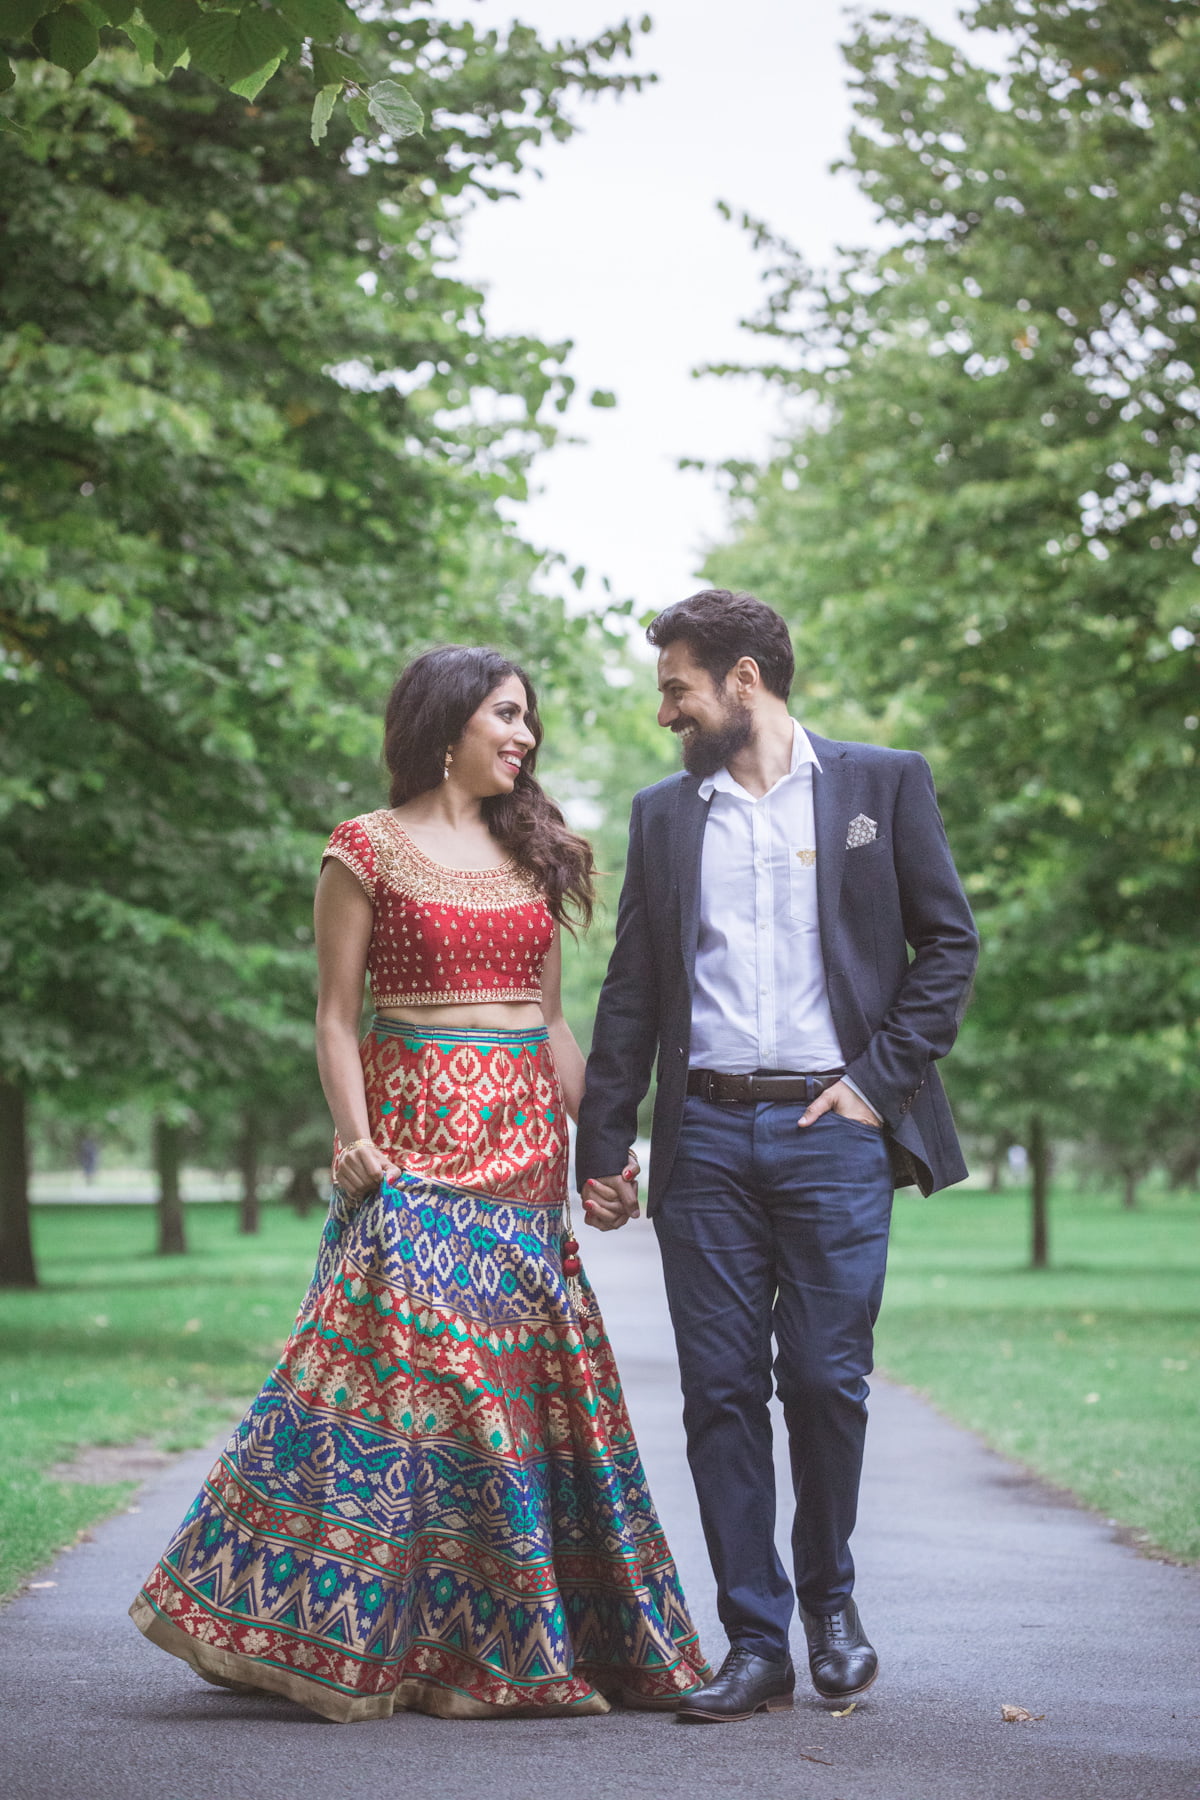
[131, 646, 709, 1722]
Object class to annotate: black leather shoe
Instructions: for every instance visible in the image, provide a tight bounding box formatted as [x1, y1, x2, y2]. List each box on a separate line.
[800, 1599, 878, 1700]
[676, 1647, 795, 1722]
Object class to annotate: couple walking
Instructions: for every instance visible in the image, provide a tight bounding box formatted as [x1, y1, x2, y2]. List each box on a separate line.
[131, 589, 978, 1724]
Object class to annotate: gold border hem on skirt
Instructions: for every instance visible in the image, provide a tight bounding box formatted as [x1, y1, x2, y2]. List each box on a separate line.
[129, 1594, 613, 1723]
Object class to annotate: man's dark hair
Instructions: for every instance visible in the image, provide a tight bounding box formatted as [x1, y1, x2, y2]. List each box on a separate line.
[646, 589, 794, 700]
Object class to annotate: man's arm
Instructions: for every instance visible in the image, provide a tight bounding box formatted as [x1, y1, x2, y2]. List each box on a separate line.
[838, 752, 978, 1127]
[575, 793, 661, 1201]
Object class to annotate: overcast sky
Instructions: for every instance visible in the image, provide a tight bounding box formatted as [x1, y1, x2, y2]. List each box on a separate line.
[457, 0, 995, 615]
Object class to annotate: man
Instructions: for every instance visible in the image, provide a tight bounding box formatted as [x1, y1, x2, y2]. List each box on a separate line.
[576, 590, 978, 1723]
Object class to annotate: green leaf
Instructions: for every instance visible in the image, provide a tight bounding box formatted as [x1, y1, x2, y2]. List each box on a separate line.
[310, 41, 363, 88]
[93, 0, 135, 22]
[122, 15, 154, 61]
[309, 81, 337, 145]
[0, 0, 59, 42]
[588, 388, 617, 409]
[365, 79, 422, 140]
[0, 53, 14, 92]
[278, 0, 352, 40]
[32, 3, 100, 76]
[139, 0, 197, 35]
[153, 31, 187, 73]
[186, 7, 292, 85]
[229, 54, 281, 100]
[345, 90, 369, 135]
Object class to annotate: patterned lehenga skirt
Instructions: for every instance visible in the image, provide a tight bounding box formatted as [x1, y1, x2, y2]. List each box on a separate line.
[131, 1019, 709, 1722]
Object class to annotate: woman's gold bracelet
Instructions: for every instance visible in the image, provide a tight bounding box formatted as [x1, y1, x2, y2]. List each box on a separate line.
[335, 1137, 373, 1169]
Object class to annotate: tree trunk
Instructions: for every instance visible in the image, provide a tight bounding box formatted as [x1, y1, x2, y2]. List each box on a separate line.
[155, 1117, 187, 1256]
[237, 1112, 260, 1235]
[986, 1139, 1006, 1193]
[284, 1163, 320, 1218]
[0, 1077, 37, 1289]
[1120, 1165, 1139, 1212]
[1029, 1111, 1050, 1271]
[1165, 1146, 1200, 1193]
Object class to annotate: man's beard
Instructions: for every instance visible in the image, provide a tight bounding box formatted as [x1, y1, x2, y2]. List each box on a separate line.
[674, 700, 754, 779]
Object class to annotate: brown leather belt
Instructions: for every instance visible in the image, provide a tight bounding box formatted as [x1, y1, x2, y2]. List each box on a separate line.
[686, 1068, 845, 1104]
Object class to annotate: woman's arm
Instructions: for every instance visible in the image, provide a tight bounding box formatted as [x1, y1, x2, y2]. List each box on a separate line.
[540, 928, 585, 1123]
[314, 858, 397, 1201]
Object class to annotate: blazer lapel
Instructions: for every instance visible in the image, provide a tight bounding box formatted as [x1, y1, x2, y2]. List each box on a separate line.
[673, 776, 710, 990]
[809, 732, 857, 967]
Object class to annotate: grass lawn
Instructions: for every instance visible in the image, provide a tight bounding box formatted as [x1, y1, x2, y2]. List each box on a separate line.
[0, 1202, 321, 1599]
[1, 1184, 1196, 1598]
[877, 1181, 1200, 1563]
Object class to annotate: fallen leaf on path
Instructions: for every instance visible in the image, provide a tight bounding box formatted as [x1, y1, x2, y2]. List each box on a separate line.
[1000, 1703, 1045, 1723]
[798, 1749, 834, 1765]
[831, 1702, 857, 1717]
[29, 1581, 57, 1590]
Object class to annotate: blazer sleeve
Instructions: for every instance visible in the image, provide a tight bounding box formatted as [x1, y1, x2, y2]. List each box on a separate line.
[843, 753, 979, 1124]
[575, 793, 661, 1188]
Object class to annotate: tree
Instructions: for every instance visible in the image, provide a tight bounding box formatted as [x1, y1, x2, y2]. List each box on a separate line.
[0, 17, 643, 1282]
[153, 1110, 187, 1253]
[1067, 1026, 1200, 1208]
[1, 1, 648, 149]
[1, 0, 421, 149]
[0, 1077, 35, 1285]
[704, 0, 1200, 1244]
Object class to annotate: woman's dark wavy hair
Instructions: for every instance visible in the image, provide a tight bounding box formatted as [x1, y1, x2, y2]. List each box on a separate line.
[384, 645, 595, 929]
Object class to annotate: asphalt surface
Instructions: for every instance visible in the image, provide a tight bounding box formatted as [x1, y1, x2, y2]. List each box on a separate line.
[3, 1215, 1198, 1800]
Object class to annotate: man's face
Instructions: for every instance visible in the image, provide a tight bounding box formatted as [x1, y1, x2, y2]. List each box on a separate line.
[656, 641, 753, 779]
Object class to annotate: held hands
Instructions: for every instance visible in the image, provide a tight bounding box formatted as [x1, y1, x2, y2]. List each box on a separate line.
[333, 1138, 402, 1203]
[582, 1147, 641, 1232]
[798, 1078, 882, 1131]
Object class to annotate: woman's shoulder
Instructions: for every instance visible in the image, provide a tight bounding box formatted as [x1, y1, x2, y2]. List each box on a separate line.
[322, 810, 392, 899]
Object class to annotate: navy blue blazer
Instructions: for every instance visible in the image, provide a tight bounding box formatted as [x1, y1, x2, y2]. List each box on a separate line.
[575, 732, 980, 1207]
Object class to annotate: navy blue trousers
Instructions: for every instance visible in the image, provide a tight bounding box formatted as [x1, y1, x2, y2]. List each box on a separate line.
[654, 1097, 894, 1659]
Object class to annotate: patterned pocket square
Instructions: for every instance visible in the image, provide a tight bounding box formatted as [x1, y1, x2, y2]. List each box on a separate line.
[846, 813, 878, 849]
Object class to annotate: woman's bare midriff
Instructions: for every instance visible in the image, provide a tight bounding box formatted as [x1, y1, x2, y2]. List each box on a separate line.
[376, 1001, 546, 1031]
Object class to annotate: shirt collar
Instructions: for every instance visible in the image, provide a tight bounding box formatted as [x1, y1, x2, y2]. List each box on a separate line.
[697, 719, 822, 801]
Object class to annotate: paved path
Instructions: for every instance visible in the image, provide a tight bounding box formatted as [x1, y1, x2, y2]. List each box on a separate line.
[3, 1219, 1198, 1800]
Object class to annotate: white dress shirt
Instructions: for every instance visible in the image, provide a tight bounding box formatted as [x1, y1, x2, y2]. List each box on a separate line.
[689, 721, 847, 1075]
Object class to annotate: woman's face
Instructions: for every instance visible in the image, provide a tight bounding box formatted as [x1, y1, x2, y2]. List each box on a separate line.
[449, 674, 537, 797]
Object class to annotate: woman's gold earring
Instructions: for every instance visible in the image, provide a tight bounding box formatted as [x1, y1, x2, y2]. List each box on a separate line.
[443, 750, 453, 782]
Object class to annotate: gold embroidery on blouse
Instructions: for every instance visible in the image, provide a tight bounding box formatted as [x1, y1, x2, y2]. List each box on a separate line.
[374, 986, 544, 1008]
[361, 811, 543, 912]
[322, 840, 374, 898]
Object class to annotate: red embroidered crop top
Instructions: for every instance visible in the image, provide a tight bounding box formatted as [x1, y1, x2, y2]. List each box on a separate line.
[322, 810, 554, 1010]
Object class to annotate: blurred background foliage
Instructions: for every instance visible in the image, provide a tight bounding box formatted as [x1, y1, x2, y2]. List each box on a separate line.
[2, 0, 1198, 1289]
[0, 5, 658, 1276]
